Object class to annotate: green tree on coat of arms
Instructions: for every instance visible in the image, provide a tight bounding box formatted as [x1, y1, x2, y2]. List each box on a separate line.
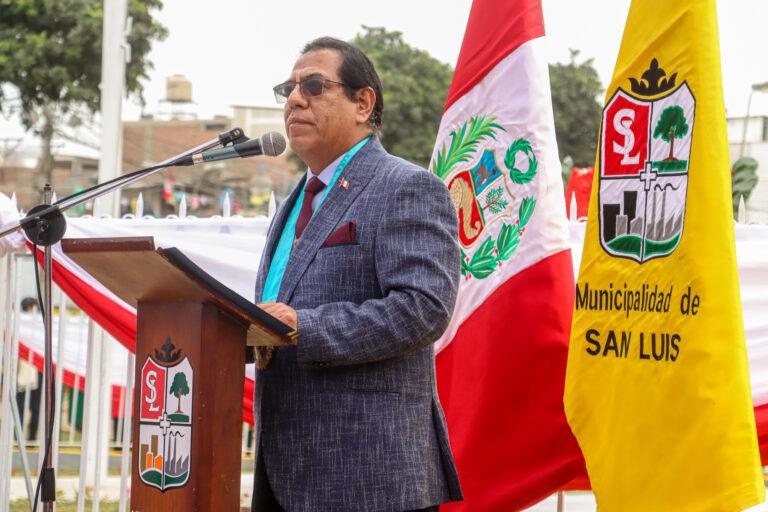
[170, 372, 190, 414]
[653, 105, 689, 160]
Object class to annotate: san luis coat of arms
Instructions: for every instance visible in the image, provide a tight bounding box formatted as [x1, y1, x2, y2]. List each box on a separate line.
[138, 337, 194, 492]
[431, 115, 537, 279]
[599, 59, 695, 263]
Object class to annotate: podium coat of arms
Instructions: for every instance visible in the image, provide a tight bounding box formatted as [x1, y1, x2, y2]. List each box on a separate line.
[138, 337, 194, 491]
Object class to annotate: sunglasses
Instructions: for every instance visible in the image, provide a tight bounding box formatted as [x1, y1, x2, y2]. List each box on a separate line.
[273, 77, 350, 104]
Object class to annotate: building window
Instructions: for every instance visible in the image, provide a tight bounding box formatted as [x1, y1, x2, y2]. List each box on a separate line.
[204, 123, 227, 132]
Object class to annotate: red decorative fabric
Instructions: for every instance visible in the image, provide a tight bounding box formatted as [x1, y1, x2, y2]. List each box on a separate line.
[564, 166, 595, 220]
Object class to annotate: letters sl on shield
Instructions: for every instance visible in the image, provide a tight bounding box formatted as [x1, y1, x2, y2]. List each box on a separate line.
[599, 59, 695, 263]
[138, 337, 194, 492]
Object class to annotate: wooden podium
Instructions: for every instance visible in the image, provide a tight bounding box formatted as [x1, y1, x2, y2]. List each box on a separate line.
[62, 236, 296, 511]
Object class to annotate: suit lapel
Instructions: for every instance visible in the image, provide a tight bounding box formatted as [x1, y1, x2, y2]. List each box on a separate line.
[278, 138, 385, 304]
[254, 175, 306, 300]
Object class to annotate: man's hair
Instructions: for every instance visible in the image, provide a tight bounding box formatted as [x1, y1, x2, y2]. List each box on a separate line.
[21, 297, 37, 312]
[302, 37, 384, 134]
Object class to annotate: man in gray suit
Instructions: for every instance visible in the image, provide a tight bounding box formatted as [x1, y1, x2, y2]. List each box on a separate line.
[252, 37, 462, 512]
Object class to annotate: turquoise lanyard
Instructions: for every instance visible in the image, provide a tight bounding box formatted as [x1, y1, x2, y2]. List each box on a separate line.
[261, 136, 370, 302]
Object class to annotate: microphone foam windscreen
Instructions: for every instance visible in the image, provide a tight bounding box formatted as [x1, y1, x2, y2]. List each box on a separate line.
[261, 132, 287, 157]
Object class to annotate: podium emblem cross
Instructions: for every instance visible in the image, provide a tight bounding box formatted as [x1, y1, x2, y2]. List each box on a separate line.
[159, 411, 172, 436]
[639, 161, 658, 191]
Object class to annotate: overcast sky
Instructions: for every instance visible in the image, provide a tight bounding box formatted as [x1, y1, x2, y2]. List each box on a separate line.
[123, 0, 767, 119]
[2, 0, 767, 142]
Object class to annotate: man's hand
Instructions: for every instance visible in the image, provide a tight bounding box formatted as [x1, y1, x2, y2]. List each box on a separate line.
[258, 302, 298, 330]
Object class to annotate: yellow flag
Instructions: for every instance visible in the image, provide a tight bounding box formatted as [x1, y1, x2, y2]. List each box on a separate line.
[563, 0, 765, 510]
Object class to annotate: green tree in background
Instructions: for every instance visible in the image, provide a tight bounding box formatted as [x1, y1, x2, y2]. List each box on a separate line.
[549, 49, 603, 168]
[0, 0, 167, 191]
[732, 156, 759, 219]
[352, 26, 453, 169]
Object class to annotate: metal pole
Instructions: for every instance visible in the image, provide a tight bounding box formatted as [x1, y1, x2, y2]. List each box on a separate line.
[115, 385, 124, 449]
[0, 255, 5, 392]
[557, 491, 565, 512]
[11, 395, 34, 504]
[118, 353, 134, 512]
[242, 423, 249, 456]
[42, 184, 56, 510]
[739, 89, 754, 160]
[0, 254, 16, 512]
[10, 256, 25, 445]
[36, 363, 45, 447]
[53, 293, 68, 474]
[10, 253, 26, 497]
[92, 329, 110, 512]
[68, 316, 86, 447]
[22, 335, 33, 441]
[68, 378, 80, 447]
[94, 0, 128, 219]
[85, 4, 130, 506]
[77, 319, 97, 512]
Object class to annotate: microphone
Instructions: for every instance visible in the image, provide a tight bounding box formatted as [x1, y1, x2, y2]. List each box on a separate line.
[175, 131, 286, 166]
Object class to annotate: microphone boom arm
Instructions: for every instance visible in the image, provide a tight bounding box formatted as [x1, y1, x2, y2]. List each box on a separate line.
[0, 128, 245, 242]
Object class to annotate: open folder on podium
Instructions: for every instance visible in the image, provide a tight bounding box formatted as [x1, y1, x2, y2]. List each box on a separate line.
[62, 235, 297, 346]
[61, 236, 294, 510]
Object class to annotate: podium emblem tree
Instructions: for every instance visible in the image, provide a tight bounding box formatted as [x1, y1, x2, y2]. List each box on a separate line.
[170, 372, 190, 414]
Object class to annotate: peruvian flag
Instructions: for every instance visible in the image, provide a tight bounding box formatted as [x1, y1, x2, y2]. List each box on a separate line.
[432, 0, 585, 509]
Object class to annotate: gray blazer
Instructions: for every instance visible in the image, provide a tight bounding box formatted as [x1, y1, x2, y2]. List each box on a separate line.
[253, 138, 463, 511]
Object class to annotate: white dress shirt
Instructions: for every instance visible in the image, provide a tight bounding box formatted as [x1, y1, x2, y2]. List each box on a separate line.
[306, 151, 345, 212]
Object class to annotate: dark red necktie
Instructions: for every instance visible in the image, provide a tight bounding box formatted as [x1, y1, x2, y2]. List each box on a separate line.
[294, 177, 326, 240]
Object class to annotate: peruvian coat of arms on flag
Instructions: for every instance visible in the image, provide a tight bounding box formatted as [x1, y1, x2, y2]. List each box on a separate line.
[435, 117, 537, 279]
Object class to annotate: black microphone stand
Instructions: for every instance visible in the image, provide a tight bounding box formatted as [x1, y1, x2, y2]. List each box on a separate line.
[0, 126, 246, 510]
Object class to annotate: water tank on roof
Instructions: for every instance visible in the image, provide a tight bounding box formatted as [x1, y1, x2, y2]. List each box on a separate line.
[166, 75, 192, 103]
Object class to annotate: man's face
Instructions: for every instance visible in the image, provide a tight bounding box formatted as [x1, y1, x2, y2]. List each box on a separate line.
[283, 49, 359, 168]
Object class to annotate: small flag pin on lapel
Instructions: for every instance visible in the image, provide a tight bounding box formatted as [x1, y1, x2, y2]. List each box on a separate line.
[339, 178, 350, 189]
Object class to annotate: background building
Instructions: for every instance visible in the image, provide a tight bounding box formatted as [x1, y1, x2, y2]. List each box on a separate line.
[0, 75, 302, 218]
[0, 144, 98, 211]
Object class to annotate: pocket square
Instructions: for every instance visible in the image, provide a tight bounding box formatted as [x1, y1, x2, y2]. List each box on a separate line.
[322, 222, 357, 248]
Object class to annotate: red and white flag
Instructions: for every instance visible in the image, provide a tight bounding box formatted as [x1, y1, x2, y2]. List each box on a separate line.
[22, 216, 271, 425]
[431, 0, 585, 509]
